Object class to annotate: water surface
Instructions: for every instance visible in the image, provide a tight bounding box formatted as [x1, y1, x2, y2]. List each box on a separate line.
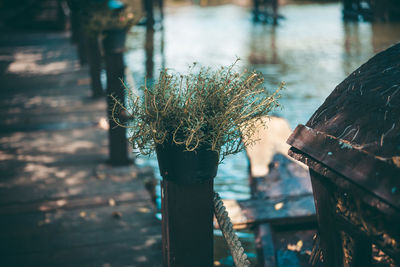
[127, 2, 400, 199]
[125, 2, 400, 265]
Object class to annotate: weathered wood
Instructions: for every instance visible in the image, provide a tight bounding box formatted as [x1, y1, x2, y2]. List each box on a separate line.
[161, 179, 214, 267]
[310, 170, 373, 267]
[242, 116, 316, 266]
[104, 48, 131, 166]
[289, 147, 400, 221]
[216, 195, 315, 230]
[87, 36, 104, 98]
[290, 147, 400, 262]
[288, 125, 400, 210]
[0, 201, 161, 266]
[145, 27, 154, 79]
[143, 0, 154, 28]
[255, 223, 277, 267]
[288, 43, 400, 266]
[250, 154, 311, 200]
[344, 232, 372, 267]
[370, 0, 400, 22]
[310, 170, 344, 267]
[76, 13, 88, 66]
[306, 43, 400, 159]
[252, 0, 279, 24]
[0, 191, 149, 215]
[0, 29, 161, 267]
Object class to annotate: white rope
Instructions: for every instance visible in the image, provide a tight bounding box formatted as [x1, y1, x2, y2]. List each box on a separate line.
[213, 192, 251, 267]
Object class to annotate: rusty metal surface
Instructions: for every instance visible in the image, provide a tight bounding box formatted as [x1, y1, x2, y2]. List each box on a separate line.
[288, 125, 400, 210]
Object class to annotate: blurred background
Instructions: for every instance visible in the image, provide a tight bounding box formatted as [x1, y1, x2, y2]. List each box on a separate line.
[0, 0, 399, 266]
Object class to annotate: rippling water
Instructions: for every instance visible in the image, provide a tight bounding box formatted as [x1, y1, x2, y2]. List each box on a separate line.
[124, 2, 400, 265]
[127, 1, 400, 199]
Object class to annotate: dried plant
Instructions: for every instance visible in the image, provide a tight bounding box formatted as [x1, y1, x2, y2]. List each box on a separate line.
[112, 60, 283, 161]
[82, 1, 140, 36]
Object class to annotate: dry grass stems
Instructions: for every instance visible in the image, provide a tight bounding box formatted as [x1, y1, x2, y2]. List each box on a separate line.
[111, 60, 283, 161]
[82, 1, 139, 37]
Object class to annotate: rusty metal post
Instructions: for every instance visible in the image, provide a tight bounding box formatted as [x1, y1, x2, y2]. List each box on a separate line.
[103, 30, 131, 166]
[157, 144, 218, 267]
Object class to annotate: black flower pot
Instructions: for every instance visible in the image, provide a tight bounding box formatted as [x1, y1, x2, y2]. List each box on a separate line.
[102, 28, 127, 53]
[156, 143, 219, 184]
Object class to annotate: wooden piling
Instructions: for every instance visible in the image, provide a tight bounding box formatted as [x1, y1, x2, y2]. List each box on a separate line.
[143, 0, 154, 29]
[77, 26, 88, 65]
[309, 170, 344, 267]
[156, 144, 218, 267]
[103, 35, 131, 166]
[87, 36, 104, 98]
[145, 28, 154, 79]
[161, 179, 214, 267]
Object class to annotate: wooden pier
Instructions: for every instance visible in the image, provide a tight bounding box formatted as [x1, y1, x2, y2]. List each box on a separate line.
[219, 117, 318, 266]
[0, 30, 162, 266]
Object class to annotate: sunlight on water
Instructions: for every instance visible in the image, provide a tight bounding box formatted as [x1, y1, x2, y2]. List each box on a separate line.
[127, 2, 400, 201]
[126, 2, 400, 266]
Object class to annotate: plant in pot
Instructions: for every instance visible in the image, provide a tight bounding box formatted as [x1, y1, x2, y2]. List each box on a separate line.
[82, 1, 140, 164]
[78, 1, 139, 97]
[111, 60, 282, 265]
[112, 60, 282, 182]
[88, 1, 138, 52]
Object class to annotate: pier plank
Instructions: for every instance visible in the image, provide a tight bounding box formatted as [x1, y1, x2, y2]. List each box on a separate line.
[219, 194, 315, 229]
[237, 116, 317, 266]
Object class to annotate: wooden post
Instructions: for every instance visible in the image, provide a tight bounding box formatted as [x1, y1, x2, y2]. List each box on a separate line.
[370, 0, 394, 22]
[342, 232, 372, 267]
[161, 180, 214, 267]
[253, 0, 260, 22]
[145, 27, 154, 79]
[255, 223, 276, 267]
[76, 16, 89, 66]
[143, 0, 154, 29]
[309, 170, 343, 267]
[103, 33, 131, 166]
[67, 0, 79, 43]
[56, 0, 67, 31]
[342, 0, 360, 21]
[87, 36, 104, 98]
[158, 0, 164, 21]
[272, 0, 278, 25]
[157, 145, 218, 267]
